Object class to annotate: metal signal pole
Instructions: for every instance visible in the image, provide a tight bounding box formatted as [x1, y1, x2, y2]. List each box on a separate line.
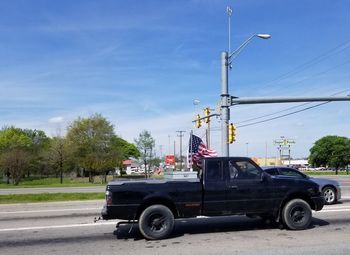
[219, 6, 350, 157]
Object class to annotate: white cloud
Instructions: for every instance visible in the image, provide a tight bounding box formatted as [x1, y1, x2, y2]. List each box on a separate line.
[48, 116, 64, 124]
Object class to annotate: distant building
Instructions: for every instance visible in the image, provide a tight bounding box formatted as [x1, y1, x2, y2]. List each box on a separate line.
[252, 157, 282, 166]
[252, 157, 309, 168]
[122, 160, 140, 175]
[281, 159, 309, 168]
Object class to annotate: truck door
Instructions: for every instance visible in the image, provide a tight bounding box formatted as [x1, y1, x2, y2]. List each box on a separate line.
[233, 159, 275, 213]
[224, 159, 247, 213]
[202, 159, 227, 216]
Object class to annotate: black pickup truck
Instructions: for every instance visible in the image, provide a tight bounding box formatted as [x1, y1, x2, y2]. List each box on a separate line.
[101, 157, 324, 240]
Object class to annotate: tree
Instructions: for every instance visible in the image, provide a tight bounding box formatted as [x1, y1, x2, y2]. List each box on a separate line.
[110, 136, 140, 176]
[134, 130, 155, 178]
[309, 136, 350, 174]
[23, 129, 50, 177]
[66, 114, 118, 183]
[111, 136, 140, 159]
[0, 127, 33, 185]
[45, 137, 74, 184]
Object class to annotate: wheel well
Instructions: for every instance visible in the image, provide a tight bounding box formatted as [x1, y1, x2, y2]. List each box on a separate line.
[136, 198, 178, 219]
[322, 185, 336, 193]
[280, 192, 315, 211]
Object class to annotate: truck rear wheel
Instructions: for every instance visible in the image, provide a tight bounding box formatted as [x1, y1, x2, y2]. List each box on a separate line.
[282, 199, 312, 230]
[139, 204, 174, 240]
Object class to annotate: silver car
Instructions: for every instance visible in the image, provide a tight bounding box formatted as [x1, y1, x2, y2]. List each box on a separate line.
[261, 166, 341, 205]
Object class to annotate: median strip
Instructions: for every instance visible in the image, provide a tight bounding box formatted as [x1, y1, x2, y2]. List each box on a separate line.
[0, 220, 120, 232]
[0, 207, 101, 214]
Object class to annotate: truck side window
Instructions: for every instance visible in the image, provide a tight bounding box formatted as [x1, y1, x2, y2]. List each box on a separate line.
[235, 161, 261, 179]
[206, 160, 223, 181]
[229, 161, 239, 179]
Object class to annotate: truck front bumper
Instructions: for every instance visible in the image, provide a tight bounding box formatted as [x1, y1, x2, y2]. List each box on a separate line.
[312, 196, 325, 211]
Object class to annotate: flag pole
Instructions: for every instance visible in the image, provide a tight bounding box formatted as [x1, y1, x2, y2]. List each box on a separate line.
[189, 130, 193, 172]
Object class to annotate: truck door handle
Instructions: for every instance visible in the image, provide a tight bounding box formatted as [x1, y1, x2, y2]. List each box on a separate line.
[229, 185, 238, 189]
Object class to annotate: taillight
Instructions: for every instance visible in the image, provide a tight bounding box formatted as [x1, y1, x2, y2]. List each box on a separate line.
[106, 190, 112, 205]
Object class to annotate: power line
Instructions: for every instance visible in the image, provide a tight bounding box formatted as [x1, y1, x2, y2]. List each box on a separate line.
[236, 88, 350, 125]
[259, 39, 350, 88]
[237, 101, 330, 128]
[275, 58, 350, 92]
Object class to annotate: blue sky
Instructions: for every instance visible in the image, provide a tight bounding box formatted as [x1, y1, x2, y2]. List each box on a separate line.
[0, 0, 350, 159]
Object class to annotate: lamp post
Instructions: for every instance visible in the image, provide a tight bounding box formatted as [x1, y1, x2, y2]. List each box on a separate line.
[221, 34, 271, 157]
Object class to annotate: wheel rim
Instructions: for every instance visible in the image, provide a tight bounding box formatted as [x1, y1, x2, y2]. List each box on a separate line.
[290, 206, 306, 224]
[324, 188, 335, 203]
[147, 213, 167, 233]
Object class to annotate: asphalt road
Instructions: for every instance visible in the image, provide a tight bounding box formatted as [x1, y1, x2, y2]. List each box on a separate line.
[0, 176, 349, 255]
[0, 199, 350, 255]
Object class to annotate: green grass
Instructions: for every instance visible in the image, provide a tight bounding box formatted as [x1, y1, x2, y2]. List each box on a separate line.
[304, 170, 349, 176]
[0, 192, 105, 204]
[0, 177, 107, 188]
[0, 175, 164, 188]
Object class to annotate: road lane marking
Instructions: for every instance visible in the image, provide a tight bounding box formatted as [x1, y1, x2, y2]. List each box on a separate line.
[1, 207, 350, 233]
[0, 208, 101, 215]
[0, 221, 120, 232]
[316, 208, 350, 213]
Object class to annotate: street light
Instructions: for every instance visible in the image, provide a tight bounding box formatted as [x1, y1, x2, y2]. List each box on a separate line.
[221, 33, 271, 156]
[229, 34, 271, 64]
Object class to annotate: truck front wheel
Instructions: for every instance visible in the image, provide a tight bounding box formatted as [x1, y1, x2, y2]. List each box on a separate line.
[282, 199, 312, 230]
[139, 204, 174, 240]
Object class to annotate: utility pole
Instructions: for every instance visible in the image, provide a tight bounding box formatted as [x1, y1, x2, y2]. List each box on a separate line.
[159, 145, 163, 159]
[221, 51, 230, 156]
[176, 131, 186, 171]
[192, 7, 350, 157]
[168, 135, 171, 155]
[218, 6, 350, 157]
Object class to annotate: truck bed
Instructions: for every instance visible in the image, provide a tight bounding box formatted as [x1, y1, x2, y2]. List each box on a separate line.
[104, 178, 202, 220]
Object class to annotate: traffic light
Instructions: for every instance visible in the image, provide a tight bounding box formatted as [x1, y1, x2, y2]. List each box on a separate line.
[204, 107, 210, 123]
[195, 114, 202, 128]
[228, 123, 236, 144]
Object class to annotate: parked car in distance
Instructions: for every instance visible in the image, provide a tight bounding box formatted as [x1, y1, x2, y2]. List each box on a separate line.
[261, 166, 341, 205]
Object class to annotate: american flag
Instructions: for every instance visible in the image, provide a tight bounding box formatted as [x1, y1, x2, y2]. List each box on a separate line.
[189, 134, 217, 168]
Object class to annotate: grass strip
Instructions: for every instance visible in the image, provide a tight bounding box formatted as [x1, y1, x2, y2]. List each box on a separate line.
[0, 192, 105, 204]
[0, 183, 105, 189]
[304, 171, 349, 176]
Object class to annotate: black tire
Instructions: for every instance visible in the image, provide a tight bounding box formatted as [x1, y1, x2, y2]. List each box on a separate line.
[282, 199, 312, 230]
[138, 204, 174, 240]
[323, 186, 337, 205]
